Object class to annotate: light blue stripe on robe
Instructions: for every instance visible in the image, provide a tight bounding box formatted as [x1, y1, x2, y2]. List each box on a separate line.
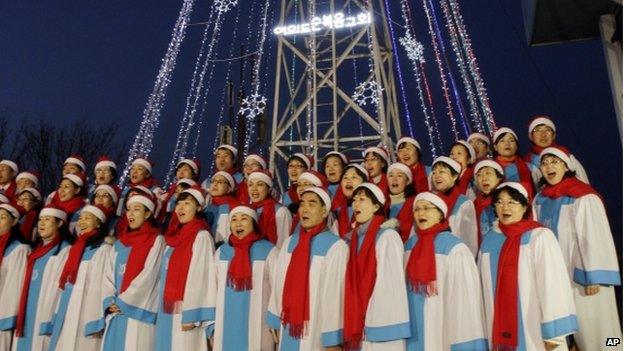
[478, 206, 496, 237]
[203, 203, 230, 237]
[327, 183, 339, 197]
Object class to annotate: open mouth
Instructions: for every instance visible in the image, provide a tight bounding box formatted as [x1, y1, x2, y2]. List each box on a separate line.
[235, 228, 245, 235]
[418, 218, 427, 224]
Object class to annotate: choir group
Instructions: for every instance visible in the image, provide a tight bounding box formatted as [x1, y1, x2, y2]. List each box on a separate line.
[0, 114, 621, 351]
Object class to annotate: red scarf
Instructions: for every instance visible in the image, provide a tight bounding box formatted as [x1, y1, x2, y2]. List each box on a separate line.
[117, 222, 159, 293]
[227, 232, 261, 291]
[236, 181, 250, 204]
[495, 156, 534, 197]
[289, 214, 300, 234]
[492, 220, 543, 350]
[131, 176, 157, 189]
[250, 198, 278, 244]
[523, 144, 568, 163]
[281, 221, 327, 338]
[395, 196, 415, 242]
[1, 182, 17, 199]
[436, 187, 462, 215]
[410, 163, 429, 194]
[474, 192, 493, 247]
[541, 177, 598, 200]
[211, 194, 240, 210]
[457, 165, 475, 195]
[58, 229, 98, 289]
[343, 215, 385, 351]
[19, 210, 38, 241]
[15, 235, 62, 337]
[50, 193, 85, 216]
[406, 221, 449, 297]
[331, 188, 352, 237]
[286, 184, 299, 205]
[163, 217, 209, 313]
[373, 174, 389, 196]
[0, 231, 10, 270]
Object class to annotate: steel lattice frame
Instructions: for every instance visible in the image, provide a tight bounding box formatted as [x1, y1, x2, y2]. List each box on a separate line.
[269, 0, 402, 192]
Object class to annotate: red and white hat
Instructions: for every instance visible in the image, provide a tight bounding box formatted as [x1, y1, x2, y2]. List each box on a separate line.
[177, 158, 200, 175]
[473, 159, 504, 177]
[453, 140, 476, 164]
[228, 205, 258, 222]
[432, 156, 462, 174]
[244, 154, 267, 169]
[64, 155, 86, 171]
[298, 170, 328, 188]
[300, 187, 332, 209]
[215, 144, 238, 158]
[467, 132, 491, 146]
[324, 151, 348, 165]
[528, 115, 556, 136]
[248, 170, 273, 188]
[396, 137, 421, 152]
[539, 146, 573, 171]
[414, 192, 448, 217]
[181, 185, 206, 207]
[63, 172, 87, 188]
[19, 187, 42, 202]
[344, 163, 370, 181]
[493, 127, 518, 143]
[387, 162, 413, 183]
[0, 193, 9, 204]
[16, 171, 39, 187]
[0, 160, 18, 174]
[496, 182, 529, 201]
[0, 203, 20, 220]
[132, 158, 154, 174]
[81, 205, 107, 223]
[213, 171, 236, 192]
[94, 156, 117, 171]
[95, 184, 120, 204]
[363, 146, 390, 164]
[354, 182, 386, 206]
[126, 194, 156, 213]
[130, 185, 154, 197]
[290, 153, 313, 169]
[40, 206, 68, 222]
[177, 178, 198, 187]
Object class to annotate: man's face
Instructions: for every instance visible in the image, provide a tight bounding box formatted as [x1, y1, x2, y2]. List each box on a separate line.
[298, 192, 328, 229]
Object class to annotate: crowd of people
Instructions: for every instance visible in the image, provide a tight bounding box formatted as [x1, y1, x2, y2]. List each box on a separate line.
[0, 114, 620, 351]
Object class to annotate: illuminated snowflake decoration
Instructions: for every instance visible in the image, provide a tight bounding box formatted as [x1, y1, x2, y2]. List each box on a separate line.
[240, 93, 267, 119]
[352, 79, 384, 106]
[214, 0, 238, 13]
[399, 34, 425, 64]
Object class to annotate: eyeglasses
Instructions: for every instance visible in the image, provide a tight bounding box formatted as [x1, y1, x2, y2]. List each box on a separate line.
[95, 193, 111, 199]
[413, 206, 439, 213]
[494, 200, 523, 207]
[532, 127, 554, 134]
[364, 156, 381, 162]
[212, 179, 230, 186]
[540, 158, 564, 167]
[288, 164, 305, 170]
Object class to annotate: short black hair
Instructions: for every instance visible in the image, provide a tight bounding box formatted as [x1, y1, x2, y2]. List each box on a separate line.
[341, 164, 368, 182]
[176, 163, 197, 179]
[492, 132, 521, 157]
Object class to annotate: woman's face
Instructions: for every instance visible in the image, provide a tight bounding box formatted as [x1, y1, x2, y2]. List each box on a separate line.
[494, 133, 518, 157]
[175, 197, 200, 224]
[387, 170, 409, 195]
[296, 178, 316, 197]
[62, 163, 81, 176]
[16, 178, 35, 191]
[431, 164, 458, 193]
[130, 165, 150, 184]
[175, 164, 195, 181]
[94, 190, 114, 208]
[38, 216, 61, 240]
[469, 139, 489, 159]
[494, 190, 527, 225]
[125, 203, 151, 230]
[0, 209, 16, 234]
[397, 143, 419, 167]
[209, 175, 231, 197]
[77, 211, 101, 234]
[364, 152, 385, 178]
[58, 179, 80, 202]
[230, 213, 255, 239]
[475, 167, 502, 195]
[449, 145, 470, 170]
[413, 200, 443, 230]
[340, 168, 365, 199]
[351, 190, 380, 224]
[539, 155, 568, 185]
[243, 160, 263, 177]
[324, 156, 344, 184]
[16, 192, 37, 212]
[287, 159, 306, 182]
[95, 167, 114, 185]
[248, 179, 270, 203]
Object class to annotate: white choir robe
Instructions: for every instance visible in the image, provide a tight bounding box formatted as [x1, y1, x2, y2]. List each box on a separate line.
[448, 194, 479, 258]
[479, 226, 578, 350]
[404, 231, 487, 351]
[534, 193, 621, 350]
[267, 229, 349, 351]
[0, 241, 30, 350]
[353, 227, 410, 350]
[47, 243, 111, 351]
[12, 242, 71, 351]
[100, 235, 165, 351]
[204, 203, 232, 245]
[255, 204, 292, 249]
[154, 230, 215, 351]
[207, 239, 278, 351]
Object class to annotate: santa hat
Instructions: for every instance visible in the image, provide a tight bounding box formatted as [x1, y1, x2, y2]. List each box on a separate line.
[0, 193, 9, 204]
[467, 132, 491, 146]
[539, 146, 573, 171]
[324, 151, 348, 165]
[301, 187, 332, 209]
[453, 140, 476, 164]
[176, 178, 198, 187]
[354, 182, 386, 206]
[40, 206, 68, 222]
[492, 127, 518, 144]
[0, 160, 18, 174]
[63, 172, 87, 188]
[343, 163, 370, 181]
[528, 115, 556, 136]
[387, 162, 413, 183]
[496, 182, 529, 202]
[213, 171, 236, 192]
[64, 155, 86, 171]
[228, 205, 258, 223]
[0, 203, 20, 220]
[298, 170, 328, 188]
[215, 144, 238, 158]
[94, 156, 117, 171]
[177, 158, 200, 175]
[19, 188, 42, 202]
[16, 171, 39, 187]
[81, 205, 107, 223]
[432, 156, 462, 174]
[95, 184, 120, 204]
[290, 153, 313, 169]
[473, 159, 504, 177]
[248, 170, 273, 188]
[129, 185, 154, 197]
[132, 158, 153, 174]
[413, 192, 448, 217]
[126, 195, 155, 213]
[244, 154, 267, 169]
[363, 146, 390, 165]
[181, 185, 206, 207]
[396, 136, 422, 152]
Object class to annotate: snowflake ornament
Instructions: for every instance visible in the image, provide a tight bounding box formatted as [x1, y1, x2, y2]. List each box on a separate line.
[214, 0, 238, 13]
[240, 93, 267, 119]
[352, 79, 384, 107]
[399, 34, 425, 64]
